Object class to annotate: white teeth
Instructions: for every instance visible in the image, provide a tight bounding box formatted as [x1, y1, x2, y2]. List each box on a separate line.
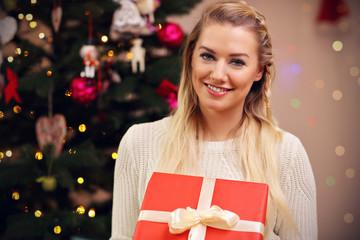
[207, 84, 226, 92]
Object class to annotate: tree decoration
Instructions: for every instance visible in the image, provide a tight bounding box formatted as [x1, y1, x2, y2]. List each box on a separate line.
[316, 0, 349, 23]
[35, 113, 67, 156]
[157, 22, 184, 48]
[4, 67, 22, 104]
[130, 38, 146, 73]
[0, 15, 17, 87]
[110, 0, 149, 40]
[80, 44, 100, 79]
[70, 77, 98, 104]
[136, 0, 161, 23]
[36, 176, 57, 192]
[51, 0, 62, 33]
[156, 78, 178, 109]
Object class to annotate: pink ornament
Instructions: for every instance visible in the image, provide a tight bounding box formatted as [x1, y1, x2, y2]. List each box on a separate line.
[70, 77, 98, 104]
[157, 22, 184, 48]
[36, 114, 67, 156]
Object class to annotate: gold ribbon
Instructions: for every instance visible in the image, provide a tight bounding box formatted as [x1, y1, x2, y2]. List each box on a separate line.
[169, 205, 239, 234]
[137, 177, 264, 239]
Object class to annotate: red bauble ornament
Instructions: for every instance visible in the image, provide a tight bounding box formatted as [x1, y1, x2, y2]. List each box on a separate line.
[70, 77, 98, 104]
[157, 22, 184, 48]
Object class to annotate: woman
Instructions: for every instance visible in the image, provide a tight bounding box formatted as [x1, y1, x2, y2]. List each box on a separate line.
[110, 1, 317, 239]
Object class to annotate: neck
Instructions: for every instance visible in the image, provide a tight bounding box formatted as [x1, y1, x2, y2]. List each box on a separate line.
[200, 109, 243, 141]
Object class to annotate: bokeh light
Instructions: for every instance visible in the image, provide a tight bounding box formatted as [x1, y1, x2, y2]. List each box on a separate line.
[6, 150, 12, 157]
[344, 213, 354, 223]
[12, 191, 20, 200]
[108, 50, 114, 57]
[39, 32, 45, 39]
[349, 66, 359, 77]
[29, 21, 37, 28]
[345, 168, 355, 179]
[326, 176, 336, 186]
[332, 40, 343, 52]
[54, 226, 61, 234]
[291, 98, 301, 109]
[101, 35, 108, 43]
[76, 206, 85, 214]
[291, 64, 302, 74]
[65, 89, 72, 97]
[35, 152, 43, 160]
[25, 14, 33, 21]
[332, 90, 342, 101]
[126, 52, 133, 60]
[7, 56, 14, 62]
[13, 106, 21, 113]
[34, 210, 42, 217]
[78, 124, 86, 132]
[77, 177, 84, 184]
[335, 145, 345, 156]
[0, 111, 4, 119]
[18, 13, 24, 20]
[307, 117, 317, 127]
[301, 3, 312, 12]
[314, 79, 325, 89]
[88, 208, 96, 218]
[112, 152, 118, 160]
[15, 48, 21, 55]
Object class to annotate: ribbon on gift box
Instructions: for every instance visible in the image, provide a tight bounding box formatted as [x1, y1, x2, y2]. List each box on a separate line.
[138, 177, 265, 240]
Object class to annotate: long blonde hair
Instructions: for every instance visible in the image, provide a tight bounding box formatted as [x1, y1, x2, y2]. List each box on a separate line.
[157, 1, 297, 237]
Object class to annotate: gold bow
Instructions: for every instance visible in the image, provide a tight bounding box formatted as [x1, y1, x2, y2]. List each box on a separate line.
[168, 205, 240, 234]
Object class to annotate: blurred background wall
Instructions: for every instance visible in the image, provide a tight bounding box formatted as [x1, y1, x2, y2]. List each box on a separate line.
[169, 0, 360, 239]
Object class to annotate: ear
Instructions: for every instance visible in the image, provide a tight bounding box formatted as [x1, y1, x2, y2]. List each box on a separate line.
[254, 65, 265, 82]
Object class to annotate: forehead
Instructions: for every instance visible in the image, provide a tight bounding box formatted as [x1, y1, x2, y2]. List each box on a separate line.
[196, 23, 259, 55]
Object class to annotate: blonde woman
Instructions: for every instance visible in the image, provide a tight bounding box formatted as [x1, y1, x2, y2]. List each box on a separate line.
[110, 1, 317, 239]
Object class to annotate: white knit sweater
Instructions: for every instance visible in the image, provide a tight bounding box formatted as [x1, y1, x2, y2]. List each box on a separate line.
[110, 117, 318, 240]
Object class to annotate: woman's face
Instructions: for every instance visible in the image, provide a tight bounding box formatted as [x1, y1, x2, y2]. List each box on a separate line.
[191, 23, 263, 117]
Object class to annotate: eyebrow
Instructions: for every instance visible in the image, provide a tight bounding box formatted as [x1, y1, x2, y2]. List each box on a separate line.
[199, 46, 249, 58]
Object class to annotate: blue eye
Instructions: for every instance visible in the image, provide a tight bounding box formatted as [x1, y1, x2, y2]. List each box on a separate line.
[230, 59, 245, 66]
[200, 53, 215, 61]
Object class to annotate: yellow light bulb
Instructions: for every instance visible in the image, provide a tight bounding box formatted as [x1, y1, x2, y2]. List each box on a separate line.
[34, 210, 42, 217]
[76, 206, 85, 214]
[13, 106, 21, 113]
[88, 208, 96, 218]
[101, 35, 108, 43]
[54, 225, 61, 234]
[77, 177, 84, 184]
[111, 152, 118, 160]
[12, 191, 20, 200]
[35, 152, 43, 160]
[78, 124, 86, 132]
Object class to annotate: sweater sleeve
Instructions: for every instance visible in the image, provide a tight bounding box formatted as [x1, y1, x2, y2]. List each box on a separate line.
[110, 126, 140, 240]
[276, 133, 318, 240]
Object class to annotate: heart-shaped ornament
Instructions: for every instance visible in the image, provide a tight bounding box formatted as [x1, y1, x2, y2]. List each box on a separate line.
[0, 16, 17, 45]
[51, 6, 62, 33]
[36, 114, 67, 156]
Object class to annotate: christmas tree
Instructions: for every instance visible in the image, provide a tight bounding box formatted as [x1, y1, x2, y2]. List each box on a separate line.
[0, 0, 200, 239]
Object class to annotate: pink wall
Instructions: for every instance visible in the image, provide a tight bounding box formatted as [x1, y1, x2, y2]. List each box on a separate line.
[169, 0, 360, 239]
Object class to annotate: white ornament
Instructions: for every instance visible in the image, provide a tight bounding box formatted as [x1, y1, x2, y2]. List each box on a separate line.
[136, 0, 158, 23]
[0, 16, 17, 45]
[0, 15, 17, 84]
[112, 0, 145, 29]
[130, 38, 145, 73]
[80, 45, 99, 79]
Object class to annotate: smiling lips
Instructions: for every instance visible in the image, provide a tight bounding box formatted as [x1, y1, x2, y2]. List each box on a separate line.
[204, 82, 234, 96]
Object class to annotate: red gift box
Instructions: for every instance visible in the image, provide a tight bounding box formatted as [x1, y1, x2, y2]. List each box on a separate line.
[133, 172, 268, 240]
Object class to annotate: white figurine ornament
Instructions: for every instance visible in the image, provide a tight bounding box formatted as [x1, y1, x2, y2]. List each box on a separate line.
[130, 38, 145, 73]
[79, 45, 99, 79]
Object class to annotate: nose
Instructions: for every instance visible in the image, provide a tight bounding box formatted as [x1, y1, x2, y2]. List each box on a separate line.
[211, 60, 228, 82]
